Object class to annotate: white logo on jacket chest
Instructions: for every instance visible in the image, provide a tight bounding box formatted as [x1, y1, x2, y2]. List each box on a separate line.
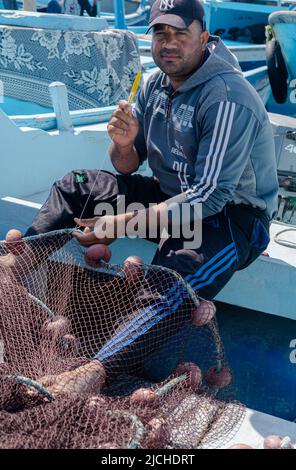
[147, 90, 167, 115]
[160, 0, 175, 11]
[171, 140, 187, 159]
[172, 104, 194, 129]
[147, 92, 194, 128]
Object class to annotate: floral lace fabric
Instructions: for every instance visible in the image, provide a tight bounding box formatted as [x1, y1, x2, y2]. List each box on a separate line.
[0, 27, 141, 110]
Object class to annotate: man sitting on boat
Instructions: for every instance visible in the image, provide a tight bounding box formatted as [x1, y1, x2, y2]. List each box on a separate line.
[0, 0, 279, 394]
[20, 0, 278, 300]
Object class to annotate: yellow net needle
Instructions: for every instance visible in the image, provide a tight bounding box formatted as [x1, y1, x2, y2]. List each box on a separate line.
[127, 71, 142, 105]
[75, 73, 142, 227]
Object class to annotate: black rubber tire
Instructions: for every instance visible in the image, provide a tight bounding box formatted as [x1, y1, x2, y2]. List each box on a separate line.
[266, 38, 288, 104]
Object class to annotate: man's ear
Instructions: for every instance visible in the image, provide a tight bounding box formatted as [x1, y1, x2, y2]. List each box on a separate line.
[200, 30, 210, 50]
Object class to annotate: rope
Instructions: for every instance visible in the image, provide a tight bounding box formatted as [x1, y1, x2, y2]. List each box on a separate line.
[155, 373, 188, 397]
[27, 292, 78, 352]
[280, 436, 292, 449]
[70, 148, 112, 235]
[274, 228, 296, 249]
[126, 413, 145, 449]
[109, 410, 145, 449]
[14, 375, 55, 402]
[123, 374, 188, 448]
[28, 293, 55, 319]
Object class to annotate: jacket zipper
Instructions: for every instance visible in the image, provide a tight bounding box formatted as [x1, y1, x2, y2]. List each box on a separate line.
[166, 98, 172, 147]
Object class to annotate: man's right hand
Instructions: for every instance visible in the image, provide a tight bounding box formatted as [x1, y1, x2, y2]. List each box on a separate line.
[107, 100, 139, 149]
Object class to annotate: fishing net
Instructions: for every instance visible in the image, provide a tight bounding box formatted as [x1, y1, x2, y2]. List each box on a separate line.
[0, 230, 245, 449]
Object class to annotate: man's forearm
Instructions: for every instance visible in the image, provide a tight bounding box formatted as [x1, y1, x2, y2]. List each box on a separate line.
[123, 203, 169, 240]
[109, 142, 141, 175]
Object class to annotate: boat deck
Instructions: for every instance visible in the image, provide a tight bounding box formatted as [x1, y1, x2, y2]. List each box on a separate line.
[221, 407, 296, 449]
[216, 221, 296, 320]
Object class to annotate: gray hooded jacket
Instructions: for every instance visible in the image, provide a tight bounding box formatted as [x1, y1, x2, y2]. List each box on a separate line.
[134, 36, 278, 220]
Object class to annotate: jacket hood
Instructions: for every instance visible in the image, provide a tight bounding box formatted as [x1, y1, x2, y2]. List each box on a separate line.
[168, 36, 243, 92]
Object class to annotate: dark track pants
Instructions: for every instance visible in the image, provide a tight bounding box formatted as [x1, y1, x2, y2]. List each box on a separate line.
[26, 170, 270, 300]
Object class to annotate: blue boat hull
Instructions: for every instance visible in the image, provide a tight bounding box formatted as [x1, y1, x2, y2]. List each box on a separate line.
[204, 1, 296, 43]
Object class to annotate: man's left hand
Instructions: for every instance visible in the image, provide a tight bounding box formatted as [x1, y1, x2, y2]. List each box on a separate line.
[72, 214, 128, 246]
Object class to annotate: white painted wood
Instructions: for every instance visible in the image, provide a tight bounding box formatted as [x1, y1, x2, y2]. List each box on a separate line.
[0, 117, 112, 199]
[216, 221, 296, 320]
[49, 82, 73, 133]
[0, 107, 23, 134]
[22, 0, 36, 11]
[220, 408, 296, 449]
[11, 106, 116, 131]
[1, 196, 42, 210]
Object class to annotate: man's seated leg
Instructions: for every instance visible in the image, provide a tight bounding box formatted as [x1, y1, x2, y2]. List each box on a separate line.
[0, 171, 165, 272]
[25, 170, 122, 236]
[151, 205, 269, 300]
[95, 267, 192, 379]
[24, 267, 192, 398]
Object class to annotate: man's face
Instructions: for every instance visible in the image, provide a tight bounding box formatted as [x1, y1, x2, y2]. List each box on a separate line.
[151, 21, 209, 83]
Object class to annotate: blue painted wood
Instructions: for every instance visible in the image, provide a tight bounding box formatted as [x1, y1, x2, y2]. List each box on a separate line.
[0, 96, 52, 116]
[0, 199, 38, 238]
[203, 0, 296, 43]
[9, 105, 116, 130]
[100, 4, 150, 27]
[100, 0, 145, 15]
[114, 0, 127, 29]
[0, 9, 109, 30]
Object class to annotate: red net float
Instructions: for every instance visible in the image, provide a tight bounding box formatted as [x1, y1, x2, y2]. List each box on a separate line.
[84, 244, 112, 267]
[123, 256, 144, 283]
[175, 362, 202, 390]
[191, 300, 216, 326]
[205, 365, 232, 388]
[129, 388, 160, 407]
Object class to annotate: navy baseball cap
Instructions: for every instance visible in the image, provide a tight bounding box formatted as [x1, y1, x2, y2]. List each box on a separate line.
[147, 0, 206, 33]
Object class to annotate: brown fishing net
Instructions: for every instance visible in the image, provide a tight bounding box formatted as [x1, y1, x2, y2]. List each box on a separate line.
[0, 230, 245, 449]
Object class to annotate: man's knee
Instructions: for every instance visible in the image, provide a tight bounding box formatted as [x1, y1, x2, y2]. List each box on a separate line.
[153, 246, 205, 278]
[153, 245, 237, 301]
[53, 170, 82, 192]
